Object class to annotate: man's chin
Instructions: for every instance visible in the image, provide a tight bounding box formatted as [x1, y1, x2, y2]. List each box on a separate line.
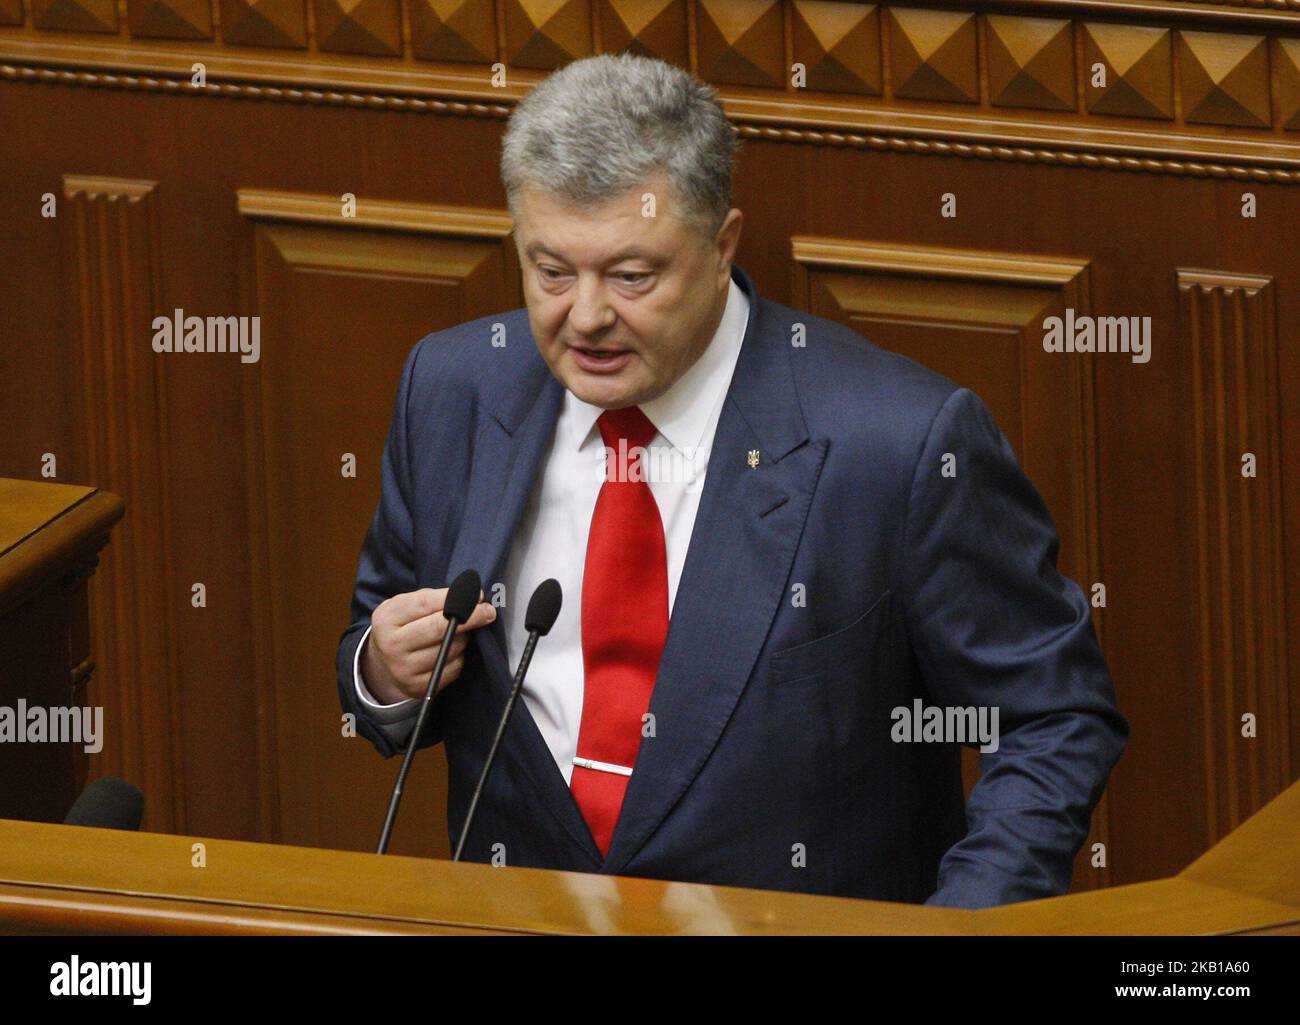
[567, 376, 642, 409]
[560, 360, 652, 409]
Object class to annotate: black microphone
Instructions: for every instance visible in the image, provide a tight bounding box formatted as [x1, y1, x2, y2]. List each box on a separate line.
[64, 776, 144, 830]
[453, 578, 562, 862]
[377, 568, 482, 855]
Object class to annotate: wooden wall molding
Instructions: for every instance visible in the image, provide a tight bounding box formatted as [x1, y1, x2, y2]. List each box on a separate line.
[10, 63, 1300, 185]
[1177, 268, 1291, 847]
[62, 173, 185, 835]
[236, 188, 514, 235]
[995, 0, 1300, 20]
[790, 236, 1096, 285]
[9, 3, 1300, 177]
[0, 57, 518, 115]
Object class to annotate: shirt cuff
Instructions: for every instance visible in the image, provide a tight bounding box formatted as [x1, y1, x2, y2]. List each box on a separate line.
[353, 624, 420, 727]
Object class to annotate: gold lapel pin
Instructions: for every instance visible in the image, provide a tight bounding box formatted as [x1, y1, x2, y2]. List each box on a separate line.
[747, 449, 760, 469]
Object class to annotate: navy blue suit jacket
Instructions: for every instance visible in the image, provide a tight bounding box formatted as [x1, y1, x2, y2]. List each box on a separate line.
[337, 264, 1128, 909]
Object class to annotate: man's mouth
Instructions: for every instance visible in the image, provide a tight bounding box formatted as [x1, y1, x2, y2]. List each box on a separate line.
[569, 344, 634, 373]
[572, 345, 628, 359]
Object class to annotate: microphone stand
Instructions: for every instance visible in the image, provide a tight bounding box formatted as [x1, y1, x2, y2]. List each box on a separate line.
[452, 627, 541, 862]
[376, 613, 464, 854]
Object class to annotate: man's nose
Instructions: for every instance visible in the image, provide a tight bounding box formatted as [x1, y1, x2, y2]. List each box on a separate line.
[567, 275, 616, 336]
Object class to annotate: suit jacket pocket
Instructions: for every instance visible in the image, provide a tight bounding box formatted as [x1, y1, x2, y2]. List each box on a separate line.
[768, 589, 893, 685]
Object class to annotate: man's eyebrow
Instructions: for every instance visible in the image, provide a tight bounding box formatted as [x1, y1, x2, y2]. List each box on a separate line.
[523, 242, 664, 267]
[524, 242, 562, 262]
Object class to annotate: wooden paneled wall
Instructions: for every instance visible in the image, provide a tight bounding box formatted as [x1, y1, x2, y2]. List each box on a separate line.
[1, 0, 1296, 892]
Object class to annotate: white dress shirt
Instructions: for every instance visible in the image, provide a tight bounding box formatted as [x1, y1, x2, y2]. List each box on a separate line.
[354, 277, 749, 784]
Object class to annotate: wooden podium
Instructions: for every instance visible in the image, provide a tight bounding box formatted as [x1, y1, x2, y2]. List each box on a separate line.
[0, 779, 1296, 935]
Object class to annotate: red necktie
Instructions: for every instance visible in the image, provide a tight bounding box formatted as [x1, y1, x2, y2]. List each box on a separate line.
[571, 406, 669, 857]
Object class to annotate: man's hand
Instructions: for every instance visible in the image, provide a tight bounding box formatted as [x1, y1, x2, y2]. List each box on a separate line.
[361, 588, 497, 705]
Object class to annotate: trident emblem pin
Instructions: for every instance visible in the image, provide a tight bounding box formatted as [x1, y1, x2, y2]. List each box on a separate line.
[747, 449, 760, 469]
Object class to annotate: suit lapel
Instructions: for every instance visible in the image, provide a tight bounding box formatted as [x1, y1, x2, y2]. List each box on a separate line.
[445, 347, 604, 866]
[601, 267, 828, 875]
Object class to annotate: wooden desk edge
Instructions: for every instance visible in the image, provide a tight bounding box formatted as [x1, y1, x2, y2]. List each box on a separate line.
[0, 487, 125, 618]
[1, 777, 1297, 935]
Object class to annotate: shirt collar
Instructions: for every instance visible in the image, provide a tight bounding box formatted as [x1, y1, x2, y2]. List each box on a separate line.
[563, 275, 750, 453]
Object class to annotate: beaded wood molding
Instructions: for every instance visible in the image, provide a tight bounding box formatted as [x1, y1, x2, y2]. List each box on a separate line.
[7, 1, 1300, 180]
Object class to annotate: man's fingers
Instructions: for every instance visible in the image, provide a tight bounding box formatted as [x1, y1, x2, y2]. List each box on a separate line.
[386, 627, 478, 694]
[381, 588, 449, 629]
[437, 656, 466, 692]
[381, 587, 491, 629]
[373, 588, 495, 697]
[394, 600, 496, 651]
[393, 609, 450, 651]
[461, 601, 498, 631]
[390, 639, 467, 695]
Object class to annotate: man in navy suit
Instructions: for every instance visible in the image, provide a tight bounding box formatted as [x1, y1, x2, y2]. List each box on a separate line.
[336, 54, 1127, 909]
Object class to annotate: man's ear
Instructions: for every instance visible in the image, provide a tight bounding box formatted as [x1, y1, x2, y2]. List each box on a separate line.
[714, 207, 743, 273]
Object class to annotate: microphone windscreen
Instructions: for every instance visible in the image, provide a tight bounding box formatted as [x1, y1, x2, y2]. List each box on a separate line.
[444, 568, 482, 622]
[525, 578, 563, 636]
[64, 776, 144, 831]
